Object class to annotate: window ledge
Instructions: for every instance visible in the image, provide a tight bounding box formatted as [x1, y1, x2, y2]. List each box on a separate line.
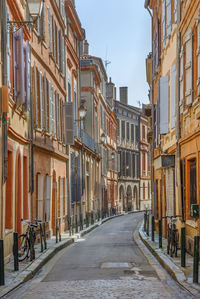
[5, 229, 13, 235]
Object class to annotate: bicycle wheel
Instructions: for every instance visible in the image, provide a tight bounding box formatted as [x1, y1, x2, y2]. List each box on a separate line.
[18, 234, 29, 261]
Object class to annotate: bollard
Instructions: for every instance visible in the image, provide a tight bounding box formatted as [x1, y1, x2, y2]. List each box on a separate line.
[43, 222, 47, 250]
[59, 219, 61, 242]
[181, 227, 186, 267]
[151, 216, 155, 242]
[147, 214, 149, 236]
[75, 215, 78, 233]
[40, 223, 43, 252]
[0, 240, 5, 286]
[13, 232, 19, 271]
[144, 212, 147, 232]
[159, 219, 162, 248]
[193, 236, 199, 283]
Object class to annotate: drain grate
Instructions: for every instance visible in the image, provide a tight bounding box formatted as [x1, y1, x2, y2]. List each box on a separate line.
[101, 262, 130, 269]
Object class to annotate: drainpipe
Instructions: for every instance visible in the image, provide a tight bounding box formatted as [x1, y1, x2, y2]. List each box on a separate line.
[176, 0, 182, 218]
[144, 0, 154, 216]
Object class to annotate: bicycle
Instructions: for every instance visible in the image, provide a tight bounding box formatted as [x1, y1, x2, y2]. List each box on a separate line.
[18, 219, 41, 262]
[164, 215, 181, 257]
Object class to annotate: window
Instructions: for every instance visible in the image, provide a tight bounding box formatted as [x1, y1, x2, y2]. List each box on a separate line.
[122, 120, 125, 140]
[23, 156, 29, 220]
[143, 183, 145, 200]
[37, 173, 44, 221]
[184, 28, 193, 105]
[142, 125, 145, 140]
[143, 152, 146, 174]
[127, 122, 130, 140]
[68, 70, 71, 102]
[131, 124, 134, 142]
[60, 178, 64, 217]
[190, 160, 197, 206]
[148, 182, 150, 199]
[45, 175, 51, 221]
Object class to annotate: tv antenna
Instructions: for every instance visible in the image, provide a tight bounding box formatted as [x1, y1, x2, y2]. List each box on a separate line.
[137, 100, 142, 108]
[104, 46, 111, 72]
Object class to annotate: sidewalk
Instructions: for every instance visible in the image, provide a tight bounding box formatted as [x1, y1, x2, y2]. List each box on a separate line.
[139, 221, 200, 297]
[0, 214, 124, 298]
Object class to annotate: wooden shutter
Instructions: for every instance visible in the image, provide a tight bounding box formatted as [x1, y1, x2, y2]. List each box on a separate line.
[197, 22, 200, 95]
[185, 28, 193, 105]
[45, 175, 51, 221]
[162, 0, 166, 48]
[77, 156, 81, 202]
[159, 76, 169, 134]
[179, 46, 184, 106]
[6, 11, 11, 91]
[57, 27, 60, 66]
[39, 71, 43, 129]
[174, 0, 177, 23]
[25, 41, 31, 112]
[48, 81, 52, 134]
[51, 86, 55, 136]
[166, 0, 172, 37]
[71, 153, 75, 203]
[13, 30, 18, 102]
[60, 99, 63, 142]
[41, 4, 45, 41]
[37, 174, 44, 221]
[56, 92, 60, 139]
[34, 63, 38, 126]
[47, 7, 52, 53]
[52, 16, 56, 59]
[171, 64, 176, 129]
[44, 72, 47, 130]
[60, 31, 63, 72]
[64, 178, 68, 215]
[64, 102, 74, 145]
[18, 28, 25, 104]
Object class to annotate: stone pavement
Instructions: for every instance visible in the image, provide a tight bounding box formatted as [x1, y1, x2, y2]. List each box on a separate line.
[139, 220, 200, 298]
[0, 214, 125, 298]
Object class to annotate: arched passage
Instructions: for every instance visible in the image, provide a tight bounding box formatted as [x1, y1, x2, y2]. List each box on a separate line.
[127, 185, 132, 211]
[134, 186, 139, 210]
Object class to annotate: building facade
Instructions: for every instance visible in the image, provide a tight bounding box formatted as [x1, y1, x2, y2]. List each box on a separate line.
[115, 88, 140, 212]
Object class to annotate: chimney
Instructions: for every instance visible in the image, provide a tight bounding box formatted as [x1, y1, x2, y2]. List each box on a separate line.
[120, 87, 128, 105]
[83, 40, 89, 55]
[106, 77, 115, 99]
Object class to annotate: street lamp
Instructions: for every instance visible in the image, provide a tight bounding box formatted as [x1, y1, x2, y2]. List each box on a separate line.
[79, 104, 87, 120]
[8, 0, 43, 29]
[100, 133, 106, 144]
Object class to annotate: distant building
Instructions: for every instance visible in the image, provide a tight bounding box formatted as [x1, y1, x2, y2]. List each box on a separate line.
[115, 89, 140, 212]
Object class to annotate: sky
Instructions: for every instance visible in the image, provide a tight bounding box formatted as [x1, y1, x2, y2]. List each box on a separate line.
[76, 0, 151, 108]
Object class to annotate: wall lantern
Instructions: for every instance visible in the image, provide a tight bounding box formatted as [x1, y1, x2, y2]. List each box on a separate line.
[79, 104, 87, 120]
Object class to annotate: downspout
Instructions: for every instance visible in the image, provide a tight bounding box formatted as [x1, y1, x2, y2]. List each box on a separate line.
[144, 1, 154, 215]
[176, 0, 182, 219]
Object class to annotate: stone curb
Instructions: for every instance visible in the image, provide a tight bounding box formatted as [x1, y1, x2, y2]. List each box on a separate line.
[138, 224, 199, 298]
[0, 212, 127, 298]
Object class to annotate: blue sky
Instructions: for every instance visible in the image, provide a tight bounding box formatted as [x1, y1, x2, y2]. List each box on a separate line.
[76, 0, 151, 107]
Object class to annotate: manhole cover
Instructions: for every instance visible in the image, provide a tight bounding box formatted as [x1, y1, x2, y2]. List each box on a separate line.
[101, 262, 130, 269]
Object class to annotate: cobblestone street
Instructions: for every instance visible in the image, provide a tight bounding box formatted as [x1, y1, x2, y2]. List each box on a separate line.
[4, 214, 194, 299]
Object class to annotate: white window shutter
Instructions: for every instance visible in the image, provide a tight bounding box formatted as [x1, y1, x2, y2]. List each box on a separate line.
[60, 178, 63, 217]
[64, 102, 74, 145]
[159, 76, 169, 134]
[166, 0, 172, 37]
[56, 92, 60, 139]
[34, 63, 38, 126]
[7, 11, 11, 91]
[44, 73, 47, 130]
[162, 0, 166, 48]
[185, 28, 193, 105]
[47, 7, 52, 53]
[64, 178, 68, 216]
[37, 174, 44, 221]
[179, 46, 184, 105]
[171, 64, 176, 129]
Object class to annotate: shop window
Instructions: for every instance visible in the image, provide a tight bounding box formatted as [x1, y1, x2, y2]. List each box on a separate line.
[190, 160, 197, 206]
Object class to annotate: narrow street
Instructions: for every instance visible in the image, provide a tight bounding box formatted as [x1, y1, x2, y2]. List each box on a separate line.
[5, 213, 193, 299]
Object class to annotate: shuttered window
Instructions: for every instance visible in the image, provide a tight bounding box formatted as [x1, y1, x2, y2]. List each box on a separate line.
[185, 28, 193, 106]
[33, 63, 38, 126]
[60, 99, 64, 143]
[41, 4, 45, 41]
[162, 0, 166, 48]
[117, 119, 120, 139]
[171, 64, 176, 129]
[47, 7, 52, 53]
[77, 156, 81, 202]
[52, 16, 56, 59]
[37, 174, 44, 221]
[159, 76, 169, 134]
[180, 46, 184, 106]
[44, 73, 48, 130]
[45, 175, 51, 221]
[131, 124, 134, 142]
[39, 71, 44, 129]
[121, 120, 125, 140]
[190, 160, 197, 205]
[25, 42, 31, 112]
[51, 86, 55, 136]
[174, 0, 177, 23]
[65, 102, 74, 145]
[127, 122, 130, 140]
[132, 153, 135, 177]
[60, 178, 64, 217]
[64, 178, 68, 215]
[71, 153, 75, 203]
[68, 70, 71, 102]
[197, 22, 200, 95]
[13, 30, 18, 102]
[48, 81, 52, 134]
[19, 28, 25, 104]
[7, 11, 11, 91]
[166, 0, 172, 37]
[56, 92, 60, 139]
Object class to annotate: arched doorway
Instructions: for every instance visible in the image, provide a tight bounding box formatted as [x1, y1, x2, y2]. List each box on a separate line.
[15, 151, 22, 234]
[127, 185, 132, 211]
[134, 186, 139, 210]
[119, 185, 125, 212]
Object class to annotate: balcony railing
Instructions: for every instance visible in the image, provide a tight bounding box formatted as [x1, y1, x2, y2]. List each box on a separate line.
[81, 130, 95, 152]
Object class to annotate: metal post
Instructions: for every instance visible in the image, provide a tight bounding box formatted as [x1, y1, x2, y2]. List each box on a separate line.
[193, 236, 199, 283]
[151, 216, 155, 242]
[43, 222, 47, 250]
[13, 232, 19, 271]
[147, 213, 149, 236]
[0, 240, 5, 286]
[59, 218, 61, 242]
[40, 223, 43, 252]
[56, 219, 58, 243]
[181, 227, 186, 267]
[159, 219, 162, 248]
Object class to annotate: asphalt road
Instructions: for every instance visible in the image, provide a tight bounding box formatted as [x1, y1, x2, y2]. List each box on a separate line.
[5, 213, 194, 298]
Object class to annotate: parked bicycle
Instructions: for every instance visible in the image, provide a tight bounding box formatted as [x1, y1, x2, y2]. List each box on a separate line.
[163, 215, 181, 257]
[18, 219, 41, 262]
